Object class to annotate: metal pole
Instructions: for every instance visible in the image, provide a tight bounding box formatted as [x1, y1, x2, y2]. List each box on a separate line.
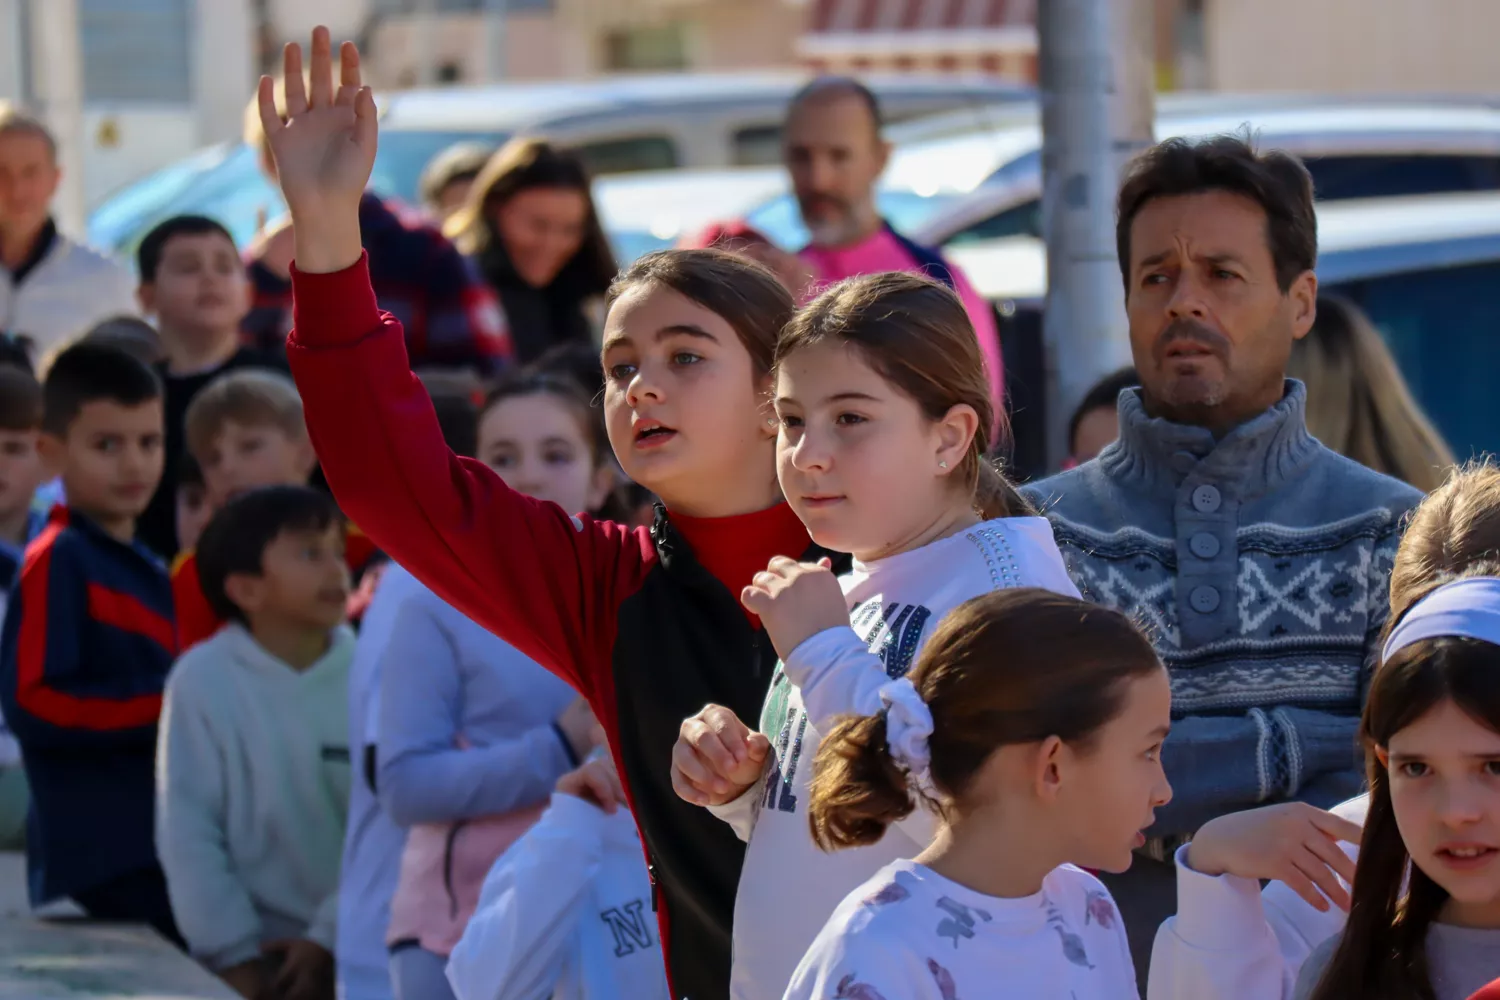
[484, 0, 509, 82]
[1038, 0, 1155, 469]
[28, 0, 87, 236]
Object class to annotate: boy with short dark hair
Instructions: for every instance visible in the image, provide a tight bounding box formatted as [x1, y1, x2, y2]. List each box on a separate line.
[158, 485, 351, 1000]
[133, 214, 286, 561]
[0, 341, 179, 942]
[170, 369, 377, 649]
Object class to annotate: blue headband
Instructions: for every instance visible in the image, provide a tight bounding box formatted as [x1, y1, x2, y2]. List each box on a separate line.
[1382, 577, 1500, 663]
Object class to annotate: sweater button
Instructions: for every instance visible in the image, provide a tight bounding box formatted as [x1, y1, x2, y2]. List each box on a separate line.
[1189, 585, 1221, 614]
[1191, 484, 1222, 513]
[1189, 532, 1221, 559]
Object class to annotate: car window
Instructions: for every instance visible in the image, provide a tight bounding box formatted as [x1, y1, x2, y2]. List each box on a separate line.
[1326, 259, 1500, 460]
[573, 137, 679, 175]
[945, 201, 1043, 246]
[732, 125, 784, 167]
[1305, 155, 1500, 201]
[369, 130, 503, 204]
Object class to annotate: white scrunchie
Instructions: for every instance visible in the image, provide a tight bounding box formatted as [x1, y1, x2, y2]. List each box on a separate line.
[878, 677, 935, 779]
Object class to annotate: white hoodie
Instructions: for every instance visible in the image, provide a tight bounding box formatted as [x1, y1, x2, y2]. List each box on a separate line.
[446, 792, 669, 1000]
[1146, 793, 1369, 1000]
[711, 516, 1080, 1000]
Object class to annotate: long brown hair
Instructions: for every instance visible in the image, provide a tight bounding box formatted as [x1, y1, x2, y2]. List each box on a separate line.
[606, 249, 794, 381]
[1307, 610, 1500, 1000]
[809, 588, 1162, 850]
[1290, 295, 1455, 493]
[1389, 462, 1500, 623]
[445, 138, 616, 294]
[776, 271, 1027, 520]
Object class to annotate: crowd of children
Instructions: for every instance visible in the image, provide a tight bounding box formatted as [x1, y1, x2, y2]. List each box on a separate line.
[0, 23, 1495, 1000]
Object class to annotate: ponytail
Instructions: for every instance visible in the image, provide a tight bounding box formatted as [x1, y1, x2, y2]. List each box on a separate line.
[973, 453, 1034, 520]
[807, 714, 917, 851]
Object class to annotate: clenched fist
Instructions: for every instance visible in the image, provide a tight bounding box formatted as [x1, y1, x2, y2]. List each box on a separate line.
[672, 704, 771, 807]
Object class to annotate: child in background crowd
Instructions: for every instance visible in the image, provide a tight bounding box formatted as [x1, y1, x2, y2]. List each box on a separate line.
[263, 30, 834, 999]
[157, 486, 352, 1000]
[1063, 366, 1138, 469]
[377, 374, 617, 1000]
[448, 745, 668, 1000]
[84, 315, 165, 367]
[171, 369, 377, 649]
[174, 453, 211, 554]
[337, 380, 479, 1000]
[1147, 461, 1500, 1000]
[132, 214, 285, 560]
[0, 342, 178, 941]
[786, 588, 1170, 999]
[1295, 571, 1500, 1000]
[0, 364, 46, 850]
[671, 271, 1076, 1000]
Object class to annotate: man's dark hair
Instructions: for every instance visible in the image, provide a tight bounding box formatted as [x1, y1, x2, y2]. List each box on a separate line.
[0, 333, 34, 373]
[1116, 133, 1317, 293]
[137, 215, 238, 284]
[42, 341, 162, 436]
[0, 365, 42, 432]
[196, 485, 341, 624]
[1068, 366, 1139, 454]
[787, 76, 883, 132]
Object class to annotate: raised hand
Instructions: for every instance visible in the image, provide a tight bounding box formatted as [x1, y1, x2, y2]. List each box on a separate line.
[257, 26, 376, 273]
[741, 556, 848, 660]
[1186, 801, 1362, 912]
[672, 704, 771, 807]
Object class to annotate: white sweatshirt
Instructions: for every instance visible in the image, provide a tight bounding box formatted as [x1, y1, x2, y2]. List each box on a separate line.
[156, 624, 353, 970]
[445, 792, 669, 1000]
[0, 228, 137, 354]
[712, 517, 1079, 1000]
[786, 859, 1138, 1000]
[1146, 794, 1369, 1000]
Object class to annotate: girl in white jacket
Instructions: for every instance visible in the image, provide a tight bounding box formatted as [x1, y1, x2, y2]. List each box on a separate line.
[671, 272, 1081, 1000]
[445, 750, 669, 1000]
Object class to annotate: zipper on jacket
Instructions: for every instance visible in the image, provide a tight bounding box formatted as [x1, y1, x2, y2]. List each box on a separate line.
[648, 858, 659, 913]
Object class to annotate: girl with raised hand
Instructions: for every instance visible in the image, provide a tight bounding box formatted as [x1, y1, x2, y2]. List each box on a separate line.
[669, 271, 1080, 999]
[787, 587, 1173, 1000]
[1149, 462, 1500, 1000]
[260, 29, 834, 1000]
[1293, 570, 1500, 1000]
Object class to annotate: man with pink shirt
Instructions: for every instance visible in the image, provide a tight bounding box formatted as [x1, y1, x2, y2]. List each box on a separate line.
[783, 78, 1006, 412]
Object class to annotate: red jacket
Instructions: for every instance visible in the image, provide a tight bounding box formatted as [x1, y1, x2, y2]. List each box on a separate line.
[285, 255, 833, 1000]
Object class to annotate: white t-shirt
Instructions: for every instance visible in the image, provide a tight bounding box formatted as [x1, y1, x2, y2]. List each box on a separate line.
[712, 517, 1079, 1000]
[786, 860, 1138, 1000]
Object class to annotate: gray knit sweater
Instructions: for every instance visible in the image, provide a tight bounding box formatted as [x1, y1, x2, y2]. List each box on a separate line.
[1021, 381, 1424, 843]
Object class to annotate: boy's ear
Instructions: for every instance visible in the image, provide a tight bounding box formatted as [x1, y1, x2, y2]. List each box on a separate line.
[295, 436, 318, 480]
[221, 571, 262, 619]
[136, 283, 156, 317]
[35, 432, 67, 479]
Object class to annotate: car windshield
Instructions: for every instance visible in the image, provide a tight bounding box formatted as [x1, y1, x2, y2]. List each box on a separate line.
[745, 188, 964, 248]
[87, 130, 506, 261]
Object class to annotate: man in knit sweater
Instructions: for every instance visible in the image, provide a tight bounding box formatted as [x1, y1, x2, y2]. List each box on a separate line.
[1019, 135, 1425, 979]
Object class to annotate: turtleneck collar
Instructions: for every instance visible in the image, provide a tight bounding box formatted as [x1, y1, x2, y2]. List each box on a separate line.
[1099, 379, 1322, 502]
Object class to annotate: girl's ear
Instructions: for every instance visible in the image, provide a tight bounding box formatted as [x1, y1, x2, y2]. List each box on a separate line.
[1033, 735, 1065, 802]
[758, 375, 780, 442]
[934, 403, 979, 475]
[587, 462, 619, 514]
[1374, 745, 1390, 769]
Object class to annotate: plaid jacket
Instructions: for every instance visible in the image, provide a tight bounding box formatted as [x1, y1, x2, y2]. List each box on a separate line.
[242, 193, 512, 371]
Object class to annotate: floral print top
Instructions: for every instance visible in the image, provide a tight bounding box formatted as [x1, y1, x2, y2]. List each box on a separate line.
[785, 860, 1139, 1000]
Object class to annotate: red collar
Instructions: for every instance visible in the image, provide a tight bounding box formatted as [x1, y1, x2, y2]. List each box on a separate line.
[668, 502, 812, 625]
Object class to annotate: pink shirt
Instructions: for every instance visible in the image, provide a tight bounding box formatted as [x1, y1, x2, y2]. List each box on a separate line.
[799, 227, 1006, 418]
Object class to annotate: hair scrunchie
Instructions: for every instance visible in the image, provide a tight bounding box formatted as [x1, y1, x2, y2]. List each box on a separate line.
[878, 676, 934, 779]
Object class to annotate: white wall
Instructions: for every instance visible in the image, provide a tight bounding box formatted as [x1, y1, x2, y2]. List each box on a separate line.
[1205, 0, 1500, 93]
[195, 0, 256, 147]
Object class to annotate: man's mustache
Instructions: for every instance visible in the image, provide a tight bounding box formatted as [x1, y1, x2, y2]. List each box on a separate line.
[798, 193, 850, 217]
[1153, 319, 1229, 362]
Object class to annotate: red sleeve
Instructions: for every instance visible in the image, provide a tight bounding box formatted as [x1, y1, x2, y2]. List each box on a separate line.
[285, 255, 652, 702]
[171, 552, 224, 651]
[343, 524, 380, 575]
[1469, 980, 1500, 1000]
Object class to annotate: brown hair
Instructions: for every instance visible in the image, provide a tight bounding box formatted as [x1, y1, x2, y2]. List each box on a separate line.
[777, 271, 1027, 520]
[0, 365, 42, 432]
[809, 588, 1162, 850]
[1289, 295, 1454, 493]
[1117, 133, 1316, 293]
[1307, 595, 1500, 1000]
[606, 248, 794, 380]
[184, 369, 306, 461]
[1388, 462, 1500, 624]
[445, 138, 616, 295]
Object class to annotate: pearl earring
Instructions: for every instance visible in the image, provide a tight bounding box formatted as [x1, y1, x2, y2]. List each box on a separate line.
[766, 417, 777, 426]
[938, 460, 948, 469]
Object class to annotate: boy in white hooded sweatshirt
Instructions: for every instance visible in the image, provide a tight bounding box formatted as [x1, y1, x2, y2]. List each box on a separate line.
[671, 273, 1080, 1000]
[157, 485, 354, 1000]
